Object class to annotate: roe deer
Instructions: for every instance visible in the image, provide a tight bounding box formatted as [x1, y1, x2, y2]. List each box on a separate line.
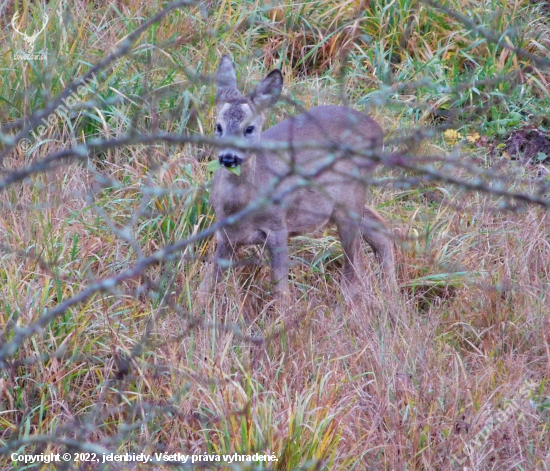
[201, 55, 396, 306]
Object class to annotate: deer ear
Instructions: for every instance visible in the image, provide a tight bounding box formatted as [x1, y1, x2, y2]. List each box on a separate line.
[251, 70, 282, 110]
[215, 55, 240, 103]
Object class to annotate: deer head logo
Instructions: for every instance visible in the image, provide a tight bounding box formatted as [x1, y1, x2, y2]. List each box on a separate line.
[11, 11, 49, 52]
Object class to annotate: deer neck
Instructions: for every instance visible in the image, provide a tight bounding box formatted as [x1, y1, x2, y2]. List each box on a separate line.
[213, 153, 258, 217]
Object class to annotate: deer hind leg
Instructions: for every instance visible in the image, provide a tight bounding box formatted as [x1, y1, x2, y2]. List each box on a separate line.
[361, 206, 397, 290]
[333, 210, 362, 297]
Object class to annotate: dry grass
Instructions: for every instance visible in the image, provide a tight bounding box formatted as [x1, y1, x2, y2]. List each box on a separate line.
[1, 0, 550, 469]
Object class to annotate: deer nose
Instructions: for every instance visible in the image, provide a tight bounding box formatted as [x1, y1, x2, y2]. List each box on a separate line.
[219, 153, 243, 168]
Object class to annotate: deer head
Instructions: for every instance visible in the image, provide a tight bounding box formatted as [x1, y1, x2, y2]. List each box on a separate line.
[214, 56, 282, 168]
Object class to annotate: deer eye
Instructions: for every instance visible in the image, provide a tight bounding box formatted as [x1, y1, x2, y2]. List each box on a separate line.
[245, 126, 254, 135]
[216, 123, 222, 134]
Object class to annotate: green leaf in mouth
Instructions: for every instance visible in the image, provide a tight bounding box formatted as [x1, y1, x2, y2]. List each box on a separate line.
[207, 160, 241, 175]
[228, 165, 241, 175]
[207, 160, 223, 172]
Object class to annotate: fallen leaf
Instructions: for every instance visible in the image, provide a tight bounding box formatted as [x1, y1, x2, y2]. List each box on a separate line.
[444, 129, 461, 144]
[466, 132, 480, 143]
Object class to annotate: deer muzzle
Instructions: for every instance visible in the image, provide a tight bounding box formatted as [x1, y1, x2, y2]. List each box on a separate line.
[218, 152, 243, 168]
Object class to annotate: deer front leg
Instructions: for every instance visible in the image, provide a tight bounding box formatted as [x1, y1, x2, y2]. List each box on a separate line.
[198, 234, 234, 306]
[266, 228, 290, 308]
